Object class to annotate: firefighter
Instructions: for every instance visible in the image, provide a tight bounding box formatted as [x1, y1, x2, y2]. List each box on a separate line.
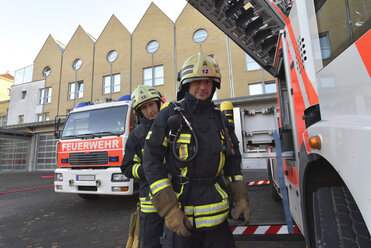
[143, 52, 251, 248]
[121, 85, 164, 248]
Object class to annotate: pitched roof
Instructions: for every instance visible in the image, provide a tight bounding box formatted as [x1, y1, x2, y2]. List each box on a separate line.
[0, 73, 14, 81]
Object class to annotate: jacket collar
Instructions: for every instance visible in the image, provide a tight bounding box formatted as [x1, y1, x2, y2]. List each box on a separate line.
[139, 116, 154, 130]
[184, 91, 214, 113]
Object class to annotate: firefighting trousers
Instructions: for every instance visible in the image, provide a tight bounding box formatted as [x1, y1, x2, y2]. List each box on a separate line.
[140, 211, 164, 248]
[161, 220, 236, 248]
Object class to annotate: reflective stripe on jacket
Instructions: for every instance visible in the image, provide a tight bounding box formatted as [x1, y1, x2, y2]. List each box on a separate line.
[144, 92, 243, 230]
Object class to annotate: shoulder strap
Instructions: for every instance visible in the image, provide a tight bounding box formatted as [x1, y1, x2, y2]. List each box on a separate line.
[134, 124, 146, 140]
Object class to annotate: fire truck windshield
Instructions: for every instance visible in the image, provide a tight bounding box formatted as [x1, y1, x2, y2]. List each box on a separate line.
[61, 105, 128, 139]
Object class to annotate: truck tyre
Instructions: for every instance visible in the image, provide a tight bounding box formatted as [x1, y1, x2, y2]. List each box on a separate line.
[312, 186, 371, 248]
[267, 159, 281, 201]
[78, 194, 100, 200]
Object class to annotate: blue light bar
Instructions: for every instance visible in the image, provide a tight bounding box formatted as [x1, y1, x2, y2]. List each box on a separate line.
[117, 95, 131, 101]
[75, 102, 89, 108]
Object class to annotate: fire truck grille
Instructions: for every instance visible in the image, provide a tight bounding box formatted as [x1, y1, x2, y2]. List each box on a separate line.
[69, 151, 108, 165]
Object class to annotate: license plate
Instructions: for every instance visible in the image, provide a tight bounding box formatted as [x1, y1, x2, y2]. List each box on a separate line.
[76, 175, 95, 181]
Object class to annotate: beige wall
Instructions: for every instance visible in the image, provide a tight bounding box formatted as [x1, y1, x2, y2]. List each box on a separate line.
[0, 77, 13, 101]
[229, 41, 274, 97]
[59, 26, 95, 115]
[176, 4, 232, 100]
[33, 35, 63, 118]
[13, 3, 274, 127]
[132, 3, 176, 101]
[93, 15, 132, 101]
[0, 100, 9, 115]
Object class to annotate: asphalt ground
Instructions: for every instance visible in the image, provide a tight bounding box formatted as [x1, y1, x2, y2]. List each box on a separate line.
[0, 170, 305, 248]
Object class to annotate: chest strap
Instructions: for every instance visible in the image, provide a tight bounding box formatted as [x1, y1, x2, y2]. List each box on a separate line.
[173, 174, 220, 185]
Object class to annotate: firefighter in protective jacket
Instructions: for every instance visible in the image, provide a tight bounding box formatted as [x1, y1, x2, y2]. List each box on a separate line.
[143, 52, 251, 247]
[121, 85, 164, 248]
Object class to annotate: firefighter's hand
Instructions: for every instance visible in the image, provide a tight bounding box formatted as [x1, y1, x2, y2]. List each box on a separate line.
[232, 198, 251, 225]
[164, 206, 192, 237]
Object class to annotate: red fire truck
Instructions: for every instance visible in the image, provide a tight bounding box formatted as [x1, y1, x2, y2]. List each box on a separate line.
[188, 0, 371, 247]
[54, 96, 138, 199]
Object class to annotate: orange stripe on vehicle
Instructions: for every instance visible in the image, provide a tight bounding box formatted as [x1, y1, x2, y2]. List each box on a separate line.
[286, 18, 319, 107]
[274, 36, 283, 69]
[300, 70, 319, 106]
[355, 30, 371, 78]
[268, 0, 288, 21]
[286, 40, 306, 147]
[283, 160, 298, 187]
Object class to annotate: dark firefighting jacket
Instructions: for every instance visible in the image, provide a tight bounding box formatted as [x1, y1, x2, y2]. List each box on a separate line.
[143, 92, 243, 230]
[121, 116, 156, 213]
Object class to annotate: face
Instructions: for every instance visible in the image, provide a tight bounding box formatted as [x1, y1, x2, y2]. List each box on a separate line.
[188, 79, 213, 100]
[139, 100, 159, 120]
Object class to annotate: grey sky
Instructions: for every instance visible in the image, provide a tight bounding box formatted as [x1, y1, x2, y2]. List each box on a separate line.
[0, 0, 187, 75]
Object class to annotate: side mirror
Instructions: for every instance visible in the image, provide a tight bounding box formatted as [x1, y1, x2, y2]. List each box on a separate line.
[54, 131, 60, 139]
[54, 117, 61, 139]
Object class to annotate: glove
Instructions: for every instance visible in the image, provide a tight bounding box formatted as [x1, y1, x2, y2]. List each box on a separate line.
[165, 205, 192, 237]
[151, 186, 178, 217]
[232, 198, 251, 225]
[229, 180, 250, 225]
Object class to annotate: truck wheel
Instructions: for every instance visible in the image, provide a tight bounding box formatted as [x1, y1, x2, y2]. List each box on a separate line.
[267, 159, 281, 201]
[78, 194, 100, 200]
[312, 186, 371, 248]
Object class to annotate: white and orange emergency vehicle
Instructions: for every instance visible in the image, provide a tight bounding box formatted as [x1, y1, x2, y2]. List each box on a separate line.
[188, 0, 371, 247]
[54, 96, 138, 199]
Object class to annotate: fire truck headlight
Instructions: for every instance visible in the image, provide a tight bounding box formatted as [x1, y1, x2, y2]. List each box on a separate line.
[55, 173, 63, 181]
[61, 158, 68, 164]
[112, 173, 129, 182]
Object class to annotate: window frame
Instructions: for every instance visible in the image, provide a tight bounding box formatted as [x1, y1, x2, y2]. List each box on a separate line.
[193, 29, 208, 43]
[106, 50, 118, 63]
[246, 54, 261, 71]
[248, 81, 276, 96]
[68, 81, 84, 100]
[103, 73, 121, 94]
[42, 66, 51, 78]
[146, 40, 159, 54]
[18, 115, 24, 124]
[37, 113, 50, 122]
[143, 65, 164, 86]
[38, 87, 52, 104]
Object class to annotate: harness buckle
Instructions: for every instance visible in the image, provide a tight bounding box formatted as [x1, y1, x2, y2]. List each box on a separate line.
[176, 175, 189, 185]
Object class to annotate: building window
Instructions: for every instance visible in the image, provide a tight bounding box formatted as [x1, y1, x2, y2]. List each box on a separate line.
[68, 81, 84, 100]
[193, 29, 208, 43]
[103, 74, 120, 94]
[107, 50, 118, 63]
[246, 54, 260, 71]
[319, 32, 331, 60]
[18, 115, 24, 124]
[37, 113, 50, 122]
[14, 65, 33, 85]
[7, 88, 11, 96]
[143, 65, 164, 86]
[21, 91, 27, 99]
[146, 41, 159, 54]
[249, 82, 276, 96]
[72, 59, 82, 71]
[42, 66, 51, 77]
[39, 88, 52, 104]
